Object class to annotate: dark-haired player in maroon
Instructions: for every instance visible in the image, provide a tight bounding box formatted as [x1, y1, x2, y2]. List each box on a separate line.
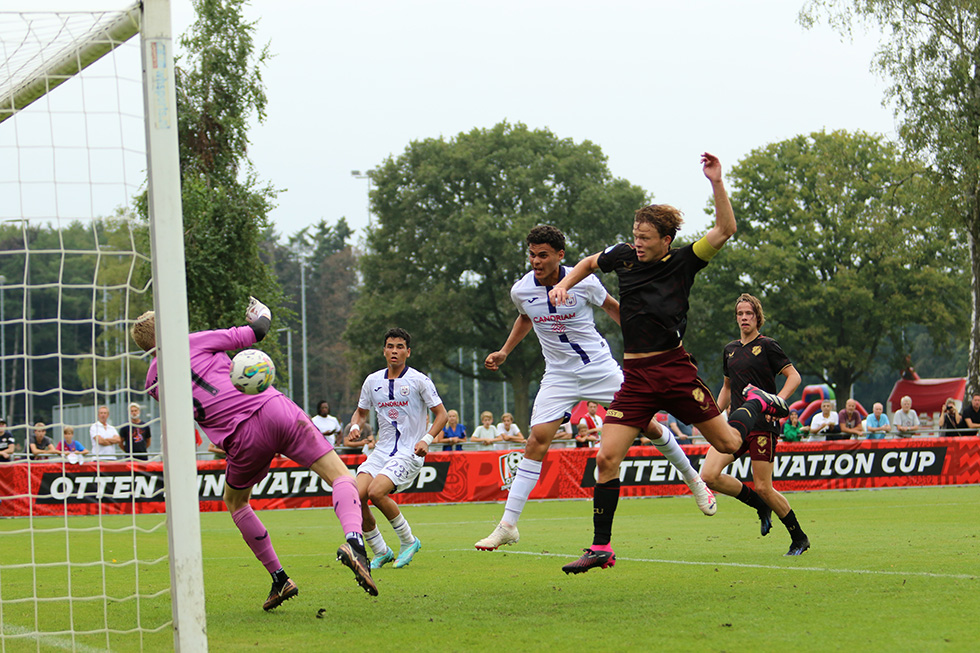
[701, 293, 810, 556]
[549, 153, 789, 574]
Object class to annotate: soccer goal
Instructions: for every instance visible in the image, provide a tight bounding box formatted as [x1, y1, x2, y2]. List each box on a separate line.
[0, 1, 206, 650]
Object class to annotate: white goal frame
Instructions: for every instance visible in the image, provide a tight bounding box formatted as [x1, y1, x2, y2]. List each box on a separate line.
[0, 1, 207, 650]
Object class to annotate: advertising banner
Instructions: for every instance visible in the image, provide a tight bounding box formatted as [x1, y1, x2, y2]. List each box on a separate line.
[1, 437, 977, 517]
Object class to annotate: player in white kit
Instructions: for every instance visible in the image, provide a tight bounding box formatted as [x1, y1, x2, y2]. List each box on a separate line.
[474, 226, 716, 551]
[348, 327, 448, 569]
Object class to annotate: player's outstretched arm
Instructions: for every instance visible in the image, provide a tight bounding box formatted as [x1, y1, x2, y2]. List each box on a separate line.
[600, 293, 621, 326]
[701, 152, 736, 251]
[486, 315, 533, 371]
[245, 296, 272, 341]
[549, 253, 600, 306]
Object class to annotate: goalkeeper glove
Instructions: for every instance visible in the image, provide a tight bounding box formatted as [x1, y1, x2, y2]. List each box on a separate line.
[245, 296, 272, 324]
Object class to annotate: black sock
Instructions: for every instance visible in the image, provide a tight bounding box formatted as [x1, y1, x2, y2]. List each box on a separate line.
[728, 400, 762, 439]
[346, 532, 366, 556]
[271, 568, 289, 586]
[779, 509, 807, 541]
[736, 484, 769, 512]
[592, 479, 621, 546]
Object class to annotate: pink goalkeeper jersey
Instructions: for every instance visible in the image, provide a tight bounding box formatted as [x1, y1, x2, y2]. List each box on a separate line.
[145, 326, 279, 449]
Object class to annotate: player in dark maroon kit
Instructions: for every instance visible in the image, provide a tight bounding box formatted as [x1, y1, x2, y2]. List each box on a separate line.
[700, 294, 809, 555]
[549, 153, 790, 573]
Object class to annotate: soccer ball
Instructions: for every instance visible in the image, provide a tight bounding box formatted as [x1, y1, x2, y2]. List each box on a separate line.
[230, 349, 276, 394]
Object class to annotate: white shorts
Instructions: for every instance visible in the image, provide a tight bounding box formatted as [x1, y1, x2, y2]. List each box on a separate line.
[357, 450, 424, 493]
[529, 358, 623, 427]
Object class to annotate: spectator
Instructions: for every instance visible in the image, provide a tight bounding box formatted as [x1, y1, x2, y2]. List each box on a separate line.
[900, 354, 920, 381]
[343, 422, 376, 455]
[667, 413, 693, 445]
[57, 426, 89, 464]
[782, 410, 804, 442]
[837, 399, 864, 440]
[865, 402, 891, 439]
[495, 412, 525, 450]
[118, 402, 151, 461]
[809, 400, 840, 440]
[90, 405, 121, 460]
[29, 422, 58, 460]
[893, 395, 920, 438]
[578, 402, 603, 444]
[311, 401, 343, 447]
[959, 393, 980, 435]
[554, 420, 575, 448]
[575, 421, 599, 448]
[0, 418, 15, 463]
[438, 409, 467, 452]
[470, 411, 500, 450]
[939, 398, 962, 436]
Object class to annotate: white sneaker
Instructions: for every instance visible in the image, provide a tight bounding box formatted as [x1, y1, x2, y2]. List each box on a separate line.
[474, 522, 520, 550]
[687, 477, 717, 516]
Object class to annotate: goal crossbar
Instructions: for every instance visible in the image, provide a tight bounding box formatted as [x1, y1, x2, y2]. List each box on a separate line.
[0, 2, 141, 124]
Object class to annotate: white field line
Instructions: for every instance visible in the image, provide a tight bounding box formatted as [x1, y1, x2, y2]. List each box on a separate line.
[0, 624, 107, 652]
[454, 548, 978, 580]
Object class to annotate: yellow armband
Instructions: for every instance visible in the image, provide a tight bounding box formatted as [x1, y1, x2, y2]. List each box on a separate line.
[692, 235, 721, 262]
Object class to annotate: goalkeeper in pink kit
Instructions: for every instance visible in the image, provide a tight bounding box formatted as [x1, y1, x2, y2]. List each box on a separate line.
[131, 297, 377, 610]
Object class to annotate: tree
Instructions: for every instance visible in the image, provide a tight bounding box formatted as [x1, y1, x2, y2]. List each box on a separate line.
[685, 130, 967, 400]
[267, 219, 357, 413]
[802, 0, 980, 394]
[136, 0, 283, 334]
[344, 122, 647, 429]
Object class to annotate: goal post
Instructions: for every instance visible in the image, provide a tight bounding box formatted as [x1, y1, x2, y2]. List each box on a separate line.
[0, 1, 207, 650]
[141, 1, 208, 650]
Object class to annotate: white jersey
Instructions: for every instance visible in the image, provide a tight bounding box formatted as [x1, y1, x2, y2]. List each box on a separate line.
[512, 266, 615, 373]
[357, 366, 442, 458]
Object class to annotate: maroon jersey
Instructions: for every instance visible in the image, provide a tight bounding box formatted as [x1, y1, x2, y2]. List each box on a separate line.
[723, 334, 792, 434]
[597, 242, 709, 353]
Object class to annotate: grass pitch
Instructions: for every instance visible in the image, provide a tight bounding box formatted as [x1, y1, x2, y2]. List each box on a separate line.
[2, 485, 978, 652]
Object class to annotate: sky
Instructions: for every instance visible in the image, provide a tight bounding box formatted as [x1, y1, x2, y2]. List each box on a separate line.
[26, 0, 898, 241]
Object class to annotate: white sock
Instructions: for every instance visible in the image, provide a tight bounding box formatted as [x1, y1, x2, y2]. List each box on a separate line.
[364, 527, 389, 557]
[502, 457, 543, 526]
[389, 513, 415, 548]
[651, 431, 699, 482]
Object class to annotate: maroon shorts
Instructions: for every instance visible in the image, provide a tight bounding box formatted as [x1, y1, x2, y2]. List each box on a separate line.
[223, 394, 333, 489]
[604, 347, 721, 430]
[733, 430, 777, 463]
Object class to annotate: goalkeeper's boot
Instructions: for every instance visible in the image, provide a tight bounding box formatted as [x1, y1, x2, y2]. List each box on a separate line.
[263, 577, 298, 611]
[785, 537, 811, 556]
[561, 544, 616, 575]
[370, 549, 395, 570]
[475, 522, 520, 550]
[337, 543, 379, 596]
[686, 477, 717, 516]
[758, 505, 773, 537]
[393, 537, 422, 569]
[743, 384, 790, 418]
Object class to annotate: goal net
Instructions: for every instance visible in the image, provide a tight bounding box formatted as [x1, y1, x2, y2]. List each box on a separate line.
[0, 2, 205, 650]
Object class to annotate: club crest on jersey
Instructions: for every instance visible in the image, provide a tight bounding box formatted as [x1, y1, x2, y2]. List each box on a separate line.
[692, 388, 705, 403]
[752, 345, 762, 356]
[498, 451, 523, 491]
[399, 385, 410, 396]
